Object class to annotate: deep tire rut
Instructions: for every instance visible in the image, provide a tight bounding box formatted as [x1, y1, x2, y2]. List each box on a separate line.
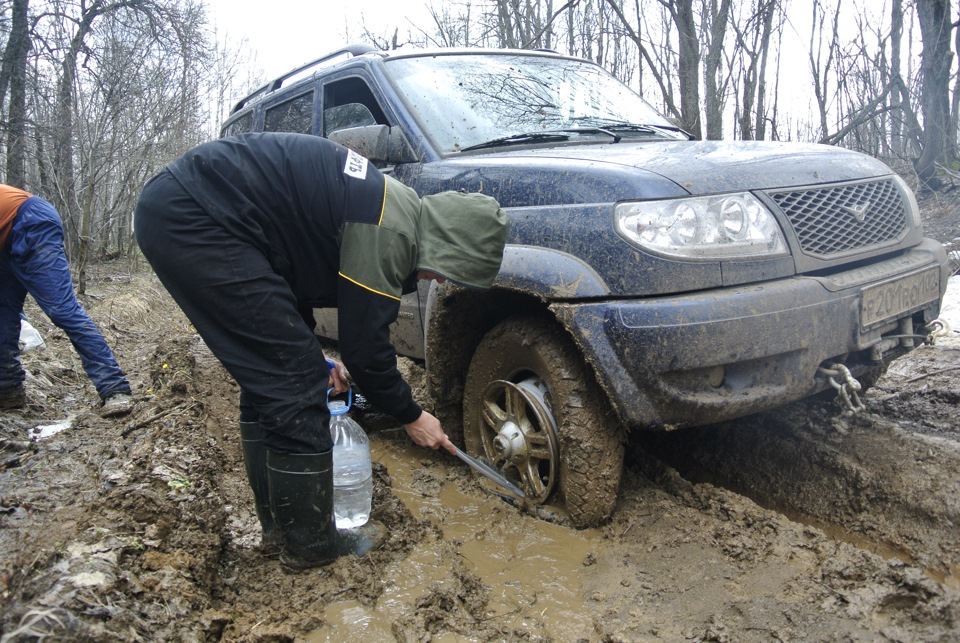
[634, 398, 960, 580]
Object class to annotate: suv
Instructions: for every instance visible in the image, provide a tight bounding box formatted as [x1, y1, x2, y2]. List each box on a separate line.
[221, 45, 950, 527]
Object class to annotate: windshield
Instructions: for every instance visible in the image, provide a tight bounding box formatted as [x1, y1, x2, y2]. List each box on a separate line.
[385, 53, 676, 153]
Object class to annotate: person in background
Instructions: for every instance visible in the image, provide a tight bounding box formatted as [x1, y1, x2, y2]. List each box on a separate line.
[134, 132, 508, 570]
[0, 183, 133, 417]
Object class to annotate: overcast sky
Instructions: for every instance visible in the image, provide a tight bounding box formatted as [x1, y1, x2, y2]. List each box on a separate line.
[203, 0, 433, 80]
[198, 0, 932, 140]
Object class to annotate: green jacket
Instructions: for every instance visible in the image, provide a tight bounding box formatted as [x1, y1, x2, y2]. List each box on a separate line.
[337, 176, 508, 422]
[340, 177, 509, 297]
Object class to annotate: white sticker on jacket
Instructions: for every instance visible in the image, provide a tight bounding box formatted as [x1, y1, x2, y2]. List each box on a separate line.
[343, 149, 369, 179]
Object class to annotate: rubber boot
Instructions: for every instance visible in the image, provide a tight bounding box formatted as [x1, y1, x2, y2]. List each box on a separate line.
[239, 421, 283, 558]
[266, 449, 386, 570]
[0, 383, 26, 410]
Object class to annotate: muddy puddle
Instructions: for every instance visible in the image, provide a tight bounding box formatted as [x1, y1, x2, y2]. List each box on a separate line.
[310, 428, 600, 641]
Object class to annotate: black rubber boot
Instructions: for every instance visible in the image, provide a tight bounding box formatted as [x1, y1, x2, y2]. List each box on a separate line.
[266, 449, 385, 570]
[0, 383, 26, 410]
[239, 421, 283, 558]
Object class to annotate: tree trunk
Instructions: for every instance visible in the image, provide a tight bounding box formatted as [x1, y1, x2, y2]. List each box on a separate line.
[54, 4, 103, 254]
[703, 0, 732, 140]
[672, 0, 703, 138]
[1, 0, 32, 187]
[914, 0, 954, 187]
[890, 0, 906, 156]
[948, 3, 960, 163]
[753, 0, 778, 141]
[809, 0, 841, 143]
[77, 177, 95, 294]
[497, 0, 519, 47]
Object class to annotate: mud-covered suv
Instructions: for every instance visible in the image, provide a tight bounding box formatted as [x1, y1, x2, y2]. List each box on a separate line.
[221, 45, 950, 527]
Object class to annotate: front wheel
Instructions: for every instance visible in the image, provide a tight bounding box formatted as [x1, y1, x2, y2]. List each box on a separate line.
[462, 317, 625, 527]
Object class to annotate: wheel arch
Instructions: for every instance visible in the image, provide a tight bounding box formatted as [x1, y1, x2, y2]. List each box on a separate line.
[423, 246, 614, 443]
[423, 285, 551, 443]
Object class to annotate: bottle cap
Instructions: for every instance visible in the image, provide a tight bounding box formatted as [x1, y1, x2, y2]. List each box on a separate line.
[328, 400, 348, 415]
[326, 387, 353, 412]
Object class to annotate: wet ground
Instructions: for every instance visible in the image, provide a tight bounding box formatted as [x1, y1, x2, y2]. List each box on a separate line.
[1, 194, 959, 641]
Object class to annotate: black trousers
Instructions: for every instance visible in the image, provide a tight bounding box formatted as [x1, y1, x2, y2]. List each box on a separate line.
[134, 170, 332, 453]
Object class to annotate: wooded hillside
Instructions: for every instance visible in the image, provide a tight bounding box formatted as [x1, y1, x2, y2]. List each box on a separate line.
[0, 0, 957, 288]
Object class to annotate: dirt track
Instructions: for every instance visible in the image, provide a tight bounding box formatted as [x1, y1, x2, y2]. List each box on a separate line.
[1, 193, 959, 640]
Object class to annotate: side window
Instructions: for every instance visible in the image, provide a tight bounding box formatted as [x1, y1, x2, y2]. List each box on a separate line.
[322, 77, 388, 137]
[264, 91, 314, 134]
[221, 112, 253, 138]
[324, 103, 376, 132]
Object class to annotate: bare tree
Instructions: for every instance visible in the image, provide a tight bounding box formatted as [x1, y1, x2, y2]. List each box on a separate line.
[662, 0, 702, 137]
[914, 0, 955, 187]
[702, 0, 732, 140]
[0, 0, 218, 288]
[605, 0, 682, 122]
[0, 0, 32, 185]
[423, 0, 474, 46]
[751, 0, 780, 140]
[68, 5, 207, 288]
[808, 0, 842, 142]
[890, 0, 908, 156]
[947, 2, 959, 164]
[44, 1, 209, 289]
[205, 29, 265, 138]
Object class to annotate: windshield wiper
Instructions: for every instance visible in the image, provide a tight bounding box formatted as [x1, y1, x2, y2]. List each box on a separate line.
[459, 131, 571, 152]
[459, 127, 626, 152]
[570, 118, 693, 140]
[608, 123, 691, 139]
[556, 127, 623, 143]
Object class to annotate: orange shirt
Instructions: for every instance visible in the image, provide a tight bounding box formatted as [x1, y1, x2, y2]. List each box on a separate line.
[0, 184, 31, 250]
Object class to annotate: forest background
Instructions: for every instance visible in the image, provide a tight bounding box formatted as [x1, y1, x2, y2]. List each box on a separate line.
[0, 0, 957, 292]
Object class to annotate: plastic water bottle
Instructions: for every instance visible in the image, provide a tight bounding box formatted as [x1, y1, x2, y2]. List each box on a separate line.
[328, 389, 372, 529]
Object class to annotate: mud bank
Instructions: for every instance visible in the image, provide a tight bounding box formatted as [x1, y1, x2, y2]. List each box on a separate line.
[1, 265, 958, 641]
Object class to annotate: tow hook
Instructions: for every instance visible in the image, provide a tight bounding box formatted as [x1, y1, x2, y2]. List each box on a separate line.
[921, 318, 952, 343]
[824, 318, 950, 416]
[817, 362, 865, 415]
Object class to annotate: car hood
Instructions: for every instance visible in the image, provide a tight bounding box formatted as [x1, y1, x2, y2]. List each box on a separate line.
[455, 139, 893, 196]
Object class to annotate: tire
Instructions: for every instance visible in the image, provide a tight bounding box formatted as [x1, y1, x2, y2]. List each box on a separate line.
[462, 317, 625, 527]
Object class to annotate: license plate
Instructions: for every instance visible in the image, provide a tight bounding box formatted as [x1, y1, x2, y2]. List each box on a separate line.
[860, 267, 940, 329]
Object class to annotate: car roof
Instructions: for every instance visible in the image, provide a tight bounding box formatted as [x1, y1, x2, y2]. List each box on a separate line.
[228, 45, 585, 116]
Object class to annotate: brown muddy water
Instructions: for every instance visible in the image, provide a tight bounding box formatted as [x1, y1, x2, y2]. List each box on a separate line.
[310, 430, 599, 641]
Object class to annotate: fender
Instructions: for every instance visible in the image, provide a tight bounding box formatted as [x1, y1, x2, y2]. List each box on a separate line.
[421, 245, 610, 421]
[493, 245, 610, 299]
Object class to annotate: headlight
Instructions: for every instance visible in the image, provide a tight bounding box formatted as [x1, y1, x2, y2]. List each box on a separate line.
[615, 193, 787, 259]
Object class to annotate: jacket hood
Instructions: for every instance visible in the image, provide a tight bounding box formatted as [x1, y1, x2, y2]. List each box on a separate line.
[417, 192, 508, 289]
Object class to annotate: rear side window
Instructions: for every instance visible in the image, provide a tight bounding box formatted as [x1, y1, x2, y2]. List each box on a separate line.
[264, 91, 314, 134]
[221, 112, 253, 138]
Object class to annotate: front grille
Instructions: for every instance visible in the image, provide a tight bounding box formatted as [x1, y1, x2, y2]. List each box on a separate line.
[767, 179, 908, 257]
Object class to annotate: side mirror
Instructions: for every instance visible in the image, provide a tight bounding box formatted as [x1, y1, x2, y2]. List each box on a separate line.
[328, 125, 419, 164]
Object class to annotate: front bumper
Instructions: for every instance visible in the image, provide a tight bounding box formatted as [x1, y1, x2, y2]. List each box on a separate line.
[551, 238, 949, 429]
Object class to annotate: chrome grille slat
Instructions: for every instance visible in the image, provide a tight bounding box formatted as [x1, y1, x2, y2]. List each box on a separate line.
[768, 179, 908, 257]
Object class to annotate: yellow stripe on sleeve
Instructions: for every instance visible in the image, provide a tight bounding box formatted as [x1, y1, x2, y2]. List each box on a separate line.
[339, 272, 401, 301]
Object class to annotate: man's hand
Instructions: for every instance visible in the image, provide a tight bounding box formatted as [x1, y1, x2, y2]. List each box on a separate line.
[404, 410, 457, 455]
[325, 359, 350, 394]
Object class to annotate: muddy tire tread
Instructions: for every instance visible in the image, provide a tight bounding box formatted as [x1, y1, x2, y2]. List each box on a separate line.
[463, 317, 625, 527]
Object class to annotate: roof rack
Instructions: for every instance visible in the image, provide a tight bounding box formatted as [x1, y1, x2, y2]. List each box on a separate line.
[229, 44, 378, 115]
